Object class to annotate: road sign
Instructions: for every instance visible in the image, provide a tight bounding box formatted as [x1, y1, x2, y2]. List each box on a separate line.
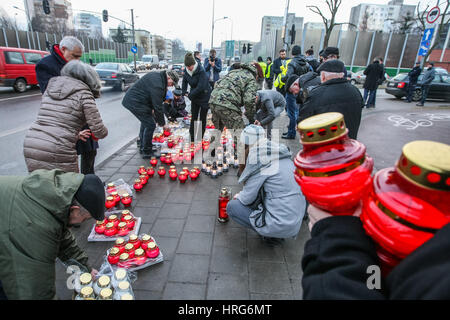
[131, 46, 137, 54]
[426, 6, 440, 24]
[422, 28, 435, 42]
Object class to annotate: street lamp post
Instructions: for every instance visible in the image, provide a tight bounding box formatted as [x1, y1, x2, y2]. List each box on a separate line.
[13, 5, 33, 32]
[212, 16, 230, 49]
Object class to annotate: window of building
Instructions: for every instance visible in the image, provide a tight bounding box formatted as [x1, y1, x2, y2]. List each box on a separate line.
[4, 51, 24, 64]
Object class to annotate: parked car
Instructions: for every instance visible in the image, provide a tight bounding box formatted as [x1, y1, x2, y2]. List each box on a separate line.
[0, 47, 49, 93]
[350, 69, 390, 85]
[95, 62, 139, 91]
[385, 72, 450, 101]
[128, 61, 145, 71]
[171, 64, 184, 77]
[159, 60, 168, 69]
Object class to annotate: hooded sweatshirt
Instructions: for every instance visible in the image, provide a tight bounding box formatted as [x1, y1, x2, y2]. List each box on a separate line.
[0, 169, 90, 300]
[237, 139, 306, 238]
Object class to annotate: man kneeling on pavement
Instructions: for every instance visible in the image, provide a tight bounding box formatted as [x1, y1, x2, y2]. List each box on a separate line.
[0, 170, 105, 300]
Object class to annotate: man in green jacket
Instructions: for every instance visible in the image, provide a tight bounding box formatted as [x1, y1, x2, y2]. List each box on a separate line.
[209, 62, 259, 131]
[0, 169, 105, 300]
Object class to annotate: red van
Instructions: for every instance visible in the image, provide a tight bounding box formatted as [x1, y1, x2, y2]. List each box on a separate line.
[0, 47, 49, 93]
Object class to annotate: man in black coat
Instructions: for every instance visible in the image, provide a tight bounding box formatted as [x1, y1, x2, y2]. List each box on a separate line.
[182, 52, 212, 142]
[297, 60, 363, 140]
[122, 70, 179, 159]
[363, 58, 384, 108]
[406, 62, 422, 103]
[302, 205, 450, 299]
[35, 36, 98, 174]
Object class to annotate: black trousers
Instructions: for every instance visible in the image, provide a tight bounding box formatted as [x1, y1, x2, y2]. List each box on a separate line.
[190, 102, 208, 142]
[80, 150, 97, 174]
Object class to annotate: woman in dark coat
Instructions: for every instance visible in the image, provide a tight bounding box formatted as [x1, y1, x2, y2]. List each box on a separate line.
[363, 58, 385, 108]
[182, 52, 212, 142]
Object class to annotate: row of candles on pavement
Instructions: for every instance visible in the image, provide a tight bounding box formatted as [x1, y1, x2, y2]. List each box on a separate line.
[95, 210, 136, 237]
[75, 269, 134, 300]
[107, 234, 160, 267]
[293, 112, 449, 277]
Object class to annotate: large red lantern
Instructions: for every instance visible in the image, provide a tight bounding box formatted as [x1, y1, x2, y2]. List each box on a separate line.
[218, 187, 231, 223]
[360, 140, 450, 276]
[294, 112, 374, 215]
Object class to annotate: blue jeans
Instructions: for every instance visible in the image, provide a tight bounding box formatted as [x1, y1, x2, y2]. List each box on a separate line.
[285, 92, 298, 137]
[420, 85, 431, 104]
[226, 200, 256, 231]
[363, 89, 376, 107]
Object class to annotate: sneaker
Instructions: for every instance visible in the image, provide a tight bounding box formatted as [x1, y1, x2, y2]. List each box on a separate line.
[416, 103, 424, 106]
[261, 236, 285, 246]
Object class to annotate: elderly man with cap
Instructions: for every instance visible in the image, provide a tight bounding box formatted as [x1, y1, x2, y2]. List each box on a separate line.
[0, 169, 105, 300]
[122, 69, 179, 158]
[182, 52, 211, 142]
[164, 88, 188, 122]
[226, 125, 306, 244]
[297, 60, 364, 140]
[319, 47, 347, 78]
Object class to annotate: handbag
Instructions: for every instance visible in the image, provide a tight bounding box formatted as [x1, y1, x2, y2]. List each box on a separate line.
[248, 186, 267, 228]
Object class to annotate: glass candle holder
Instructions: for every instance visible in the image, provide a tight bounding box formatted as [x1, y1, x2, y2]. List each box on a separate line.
[147, 166, 155, 177]
[146, 242, 160, 259]
[150, 157, 158, 167]
[139, 175, 148, 186]
[108, 247, 120, 265]
[121, 193, 132, 208]
[179, 173, 188, 184]
[166, 154, 173, 165]
[124, 243, 135, 259]
[110, 192, 121, 205]
[105, 196, 116, 209]
[134, 248, 147, 266]
[138, 165, 147, 175]
[123, 215, 135, 230]
[160, 154, 167, 164]
[201, 160, 207, 172]
[218, 163, 223, 176]
[206, 162, 212, 175]
[193, 166, 201, 175]
[114, 238, 126, 254]
[120, 210, 131, 221]
[140, 234, 153, 250]
[104, 222, 117, 237]
[133, 179, 143, 192]
[218, 187, 231, 223]
[190, 169, 199, 181]
[223, 160, 229, 173]
[168, 139, 174, 148]
[118, 253, 129, 266]
[106, 183, 116, 193]
[94, 220, 105, 234]
[158, 167, 166, 178]
[107, 215, 119, 228]
[128, 234, 141, 249]
[169, 169, 178, 181]
[117, 222, 129, 237]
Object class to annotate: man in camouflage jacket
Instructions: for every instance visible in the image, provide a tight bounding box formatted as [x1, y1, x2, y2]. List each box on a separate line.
[209, 63, 258, 130]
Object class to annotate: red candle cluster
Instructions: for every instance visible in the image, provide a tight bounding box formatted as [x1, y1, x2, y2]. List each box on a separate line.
[107, 233, 160, 267]
[95, 211, 137, 237]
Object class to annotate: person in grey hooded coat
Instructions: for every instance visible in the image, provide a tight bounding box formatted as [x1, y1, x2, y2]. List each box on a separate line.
[226, 125, 306, 241]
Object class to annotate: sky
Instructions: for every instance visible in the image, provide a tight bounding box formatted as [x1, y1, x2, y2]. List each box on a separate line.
[2, 0, 441, 50]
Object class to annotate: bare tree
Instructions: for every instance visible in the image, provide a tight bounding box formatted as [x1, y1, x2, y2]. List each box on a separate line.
[359, 9, 369, 32]
[0, 13, 20, 30]
[392, 11, 417, 34]
[307, 0, 356, 49]
[155, 36, 166, 59]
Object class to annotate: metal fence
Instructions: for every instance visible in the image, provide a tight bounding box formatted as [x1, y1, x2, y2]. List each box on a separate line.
[0, 28, 145, 64]
[242, 28, 450, 76]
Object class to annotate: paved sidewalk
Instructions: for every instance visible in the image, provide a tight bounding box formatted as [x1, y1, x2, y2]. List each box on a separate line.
[55, 112, 310, 300]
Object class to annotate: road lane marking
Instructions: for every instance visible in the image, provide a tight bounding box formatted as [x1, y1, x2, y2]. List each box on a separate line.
[0, 124, 29, 138]
[0, 93, 41, 102]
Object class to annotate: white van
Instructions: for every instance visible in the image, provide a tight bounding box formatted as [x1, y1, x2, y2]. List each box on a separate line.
[142, 55, 160, 70]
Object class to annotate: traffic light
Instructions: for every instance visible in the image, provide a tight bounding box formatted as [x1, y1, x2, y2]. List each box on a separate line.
[242, 44, 247, 54]
[290, 24, 296, 45]
[43, 0, 50, 15]
[247, 43, 252, 54]
[102, 10, 108, 22]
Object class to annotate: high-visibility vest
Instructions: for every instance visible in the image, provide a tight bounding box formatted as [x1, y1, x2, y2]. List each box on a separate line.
[274, 59, 291, 89]
[258, 62, 267, 78]
[265, 63, 273, 79]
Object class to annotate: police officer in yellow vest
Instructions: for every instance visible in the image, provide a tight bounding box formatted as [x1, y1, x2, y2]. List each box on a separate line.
[265, 57, 274, 89]
[257, 57, 267, 89]
[274, 57, 291, 96]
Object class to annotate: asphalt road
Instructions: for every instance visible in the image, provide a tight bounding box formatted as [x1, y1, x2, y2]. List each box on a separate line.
[0, 86, 140, 176]
[0, 85, 449, 176]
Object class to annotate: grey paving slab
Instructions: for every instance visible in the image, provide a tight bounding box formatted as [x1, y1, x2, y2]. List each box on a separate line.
[168, 254, 210, 284]
[190, 200, 218, 216]
[108, 173, 134, 185]
[248, 261, 293, 295]
[214, 226, 247, 249]
[177, 232, 213, 255]
[184, 215, 216, 233]
[117, 165, 142, 174]
[166, 191, 194, 204]
[159, 203, 190, 219]
[132, 261, 171, 292]
[162, 282, 206, 300]
[250, 293, 294, 300]
[134, 290, 163, 300]
[286, 263, 303, 281]
[210, 246, 248, 276]
[134, 197, 167, 208]
[291, 278, 303, 300]
[95, 167, 119, 177]
[151, 218, 185, 238]
[207, 273, 250, 300]
[101, 160, 128, 168]
[247, 236, 286, 263]
[154, 236, 179, 261]
[132, 206, 160, 224]
[138, 223, 154, 234]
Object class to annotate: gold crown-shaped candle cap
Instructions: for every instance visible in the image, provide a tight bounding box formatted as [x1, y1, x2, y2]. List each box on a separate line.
[141, 234, 151, 241]
[115, 268, 127, 280]
[118, 222, 127, 229]
[297, 112, 348, 144]
[220, 187, 230, 197]
[99, 288, 113, 299]
[118, 281, 130, 290]
[108, 215, 117, 220]
[80, 273, 92, 285]
[129, 234, 138, 241]
[80, 286, 93, 297]
[122, 210, 130, 215]
[98, 275, 110, 287]
[119, 253, 129, 261]
[115, 238, 125, 245]
[396, 140, 450, 191]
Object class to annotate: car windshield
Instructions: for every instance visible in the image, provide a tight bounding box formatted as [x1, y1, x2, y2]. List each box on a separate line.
[392, 74, 407, 81]
[95, 63, 119, 71]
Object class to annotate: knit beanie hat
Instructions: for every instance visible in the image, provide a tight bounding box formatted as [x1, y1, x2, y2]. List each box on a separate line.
[240, 124, 266, 146]
[74, 174, 105, 221]
[184, 52, 196, 67]
[292, 45, 302, 56]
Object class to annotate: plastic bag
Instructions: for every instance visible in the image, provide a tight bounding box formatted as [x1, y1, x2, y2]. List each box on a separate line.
[87, 210, 142, 242]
